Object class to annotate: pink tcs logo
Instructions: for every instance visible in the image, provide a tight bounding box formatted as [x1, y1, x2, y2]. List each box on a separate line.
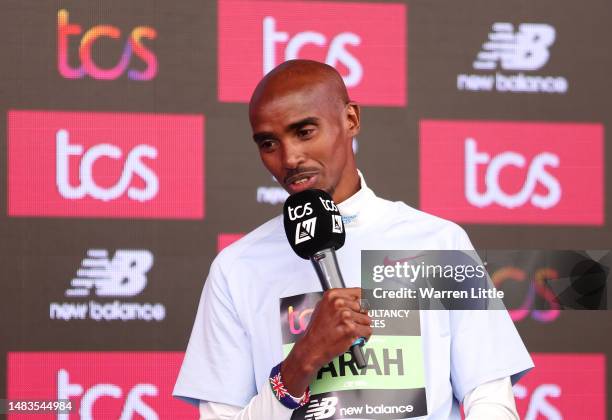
[8, 110, 204, 219]
[288, 305, 314, 335]
[513, 353, 606, 420]
[491, 266, 560, 323]
[218, 0, 406, 106]
[420, 120, 604, 225]
[7, 352, 197, 419]
[57, 9, 157, 81]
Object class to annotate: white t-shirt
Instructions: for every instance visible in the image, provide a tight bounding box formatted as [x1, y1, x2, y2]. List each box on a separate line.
[174, 174, 533, 419]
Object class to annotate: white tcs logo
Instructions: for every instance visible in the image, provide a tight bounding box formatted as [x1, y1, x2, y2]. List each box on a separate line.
[514, 384, 561, 420]
[465, 138, 561, 209]
[56, 129, 159, 202]
[263, 16, 362, 87]
[287, 202, 313, 221]
[57, 369, 158, 420]
[318, 197, 338, 212]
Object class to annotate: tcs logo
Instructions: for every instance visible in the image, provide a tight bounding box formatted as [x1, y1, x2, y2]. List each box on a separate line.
[56, 129, 158, 202]
[288, 305, 314, 335]
[465, 138, 560, 209]
[8, 110, 204, 219]
[491, 266, 560, 323]
[263, 16, 362, 87]
[319, 197, 339, 212]
[512, 354, 605, 420]
[287, 202, 313, 221]
[57, 9, 157, 81]
[218, 0, 406, 106]
[420, 120, 603, 225]
[7, 352, 198, 419]
[58, 369, 157, 420]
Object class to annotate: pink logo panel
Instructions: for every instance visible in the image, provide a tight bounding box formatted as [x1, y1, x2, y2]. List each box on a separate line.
[7, 352, 198, 419]
[514, 353, 606, 419]
[420, 120, 604, 225]
[8, 110, 204, 219]
[218, 0, 406, 106]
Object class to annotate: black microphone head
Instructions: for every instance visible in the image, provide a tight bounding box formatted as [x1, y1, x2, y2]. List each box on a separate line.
[282, 189, 345, 259]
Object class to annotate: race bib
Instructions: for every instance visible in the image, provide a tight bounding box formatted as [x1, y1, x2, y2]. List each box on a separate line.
[280, 291, 428, 419]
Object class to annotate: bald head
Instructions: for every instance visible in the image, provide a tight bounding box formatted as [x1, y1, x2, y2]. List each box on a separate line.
[249, 60, 350, 119]
[248, 59, 361, 204]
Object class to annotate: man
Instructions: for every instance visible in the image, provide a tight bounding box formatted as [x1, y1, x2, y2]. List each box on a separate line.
[174, 60, 533, 419]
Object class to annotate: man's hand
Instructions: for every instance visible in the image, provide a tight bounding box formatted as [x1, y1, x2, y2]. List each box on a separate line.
[280, 288, 372, 397]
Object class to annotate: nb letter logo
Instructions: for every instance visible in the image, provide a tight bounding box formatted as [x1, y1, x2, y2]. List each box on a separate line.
[305, 397, 338, 420]
[66, 249, 154, 298]
[473, 23, 555, 71]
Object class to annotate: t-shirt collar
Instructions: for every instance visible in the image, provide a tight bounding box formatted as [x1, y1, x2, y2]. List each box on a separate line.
[336, 170, 377, 228]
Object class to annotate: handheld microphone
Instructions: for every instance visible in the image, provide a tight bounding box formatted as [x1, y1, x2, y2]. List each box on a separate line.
[282, 189, 367, 369]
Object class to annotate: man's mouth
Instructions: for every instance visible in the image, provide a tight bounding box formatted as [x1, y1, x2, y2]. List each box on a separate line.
[292, 176, 310, 185]
[285, 172, 319, 193]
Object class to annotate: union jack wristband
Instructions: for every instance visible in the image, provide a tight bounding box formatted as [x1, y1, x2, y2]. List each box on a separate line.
[269, 362, 311, 410]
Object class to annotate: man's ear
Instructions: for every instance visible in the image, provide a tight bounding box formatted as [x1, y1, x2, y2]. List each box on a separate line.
[346, 102, 361, 137]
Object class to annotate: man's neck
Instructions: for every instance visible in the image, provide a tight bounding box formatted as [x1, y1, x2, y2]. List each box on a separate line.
[333, 169, 361, 204]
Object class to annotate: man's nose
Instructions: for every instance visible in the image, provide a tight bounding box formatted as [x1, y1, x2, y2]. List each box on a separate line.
[281, 141, 306, 169]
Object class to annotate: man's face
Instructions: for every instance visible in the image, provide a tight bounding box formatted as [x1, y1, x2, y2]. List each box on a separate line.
[250, 83, 359, 201]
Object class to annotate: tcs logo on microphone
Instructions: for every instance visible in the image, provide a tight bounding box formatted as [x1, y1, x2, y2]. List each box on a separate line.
[319, 197, 339, 212]
[287, 202, 313, 221]
[8, 110, 204, 219]
[57, 9, 157, 81]
[420, 120, 604, 225]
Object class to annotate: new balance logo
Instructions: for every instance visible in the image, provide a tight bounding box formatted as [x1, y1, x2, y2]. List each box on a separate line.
[473, 23, 555, 71]
[332, 215, 343, 233]
[65, 249, 153, 297]
[457, 22, 567, 94]
[51, 249, 165, 322]
[305, 397, 338, 420]
[295, 217, 317, 244]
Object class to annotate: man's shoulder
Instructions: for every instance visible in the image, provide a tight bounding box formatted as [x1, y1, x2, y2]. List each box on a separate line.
[214, 214, 285, 268]
[376, 196, 472, 249]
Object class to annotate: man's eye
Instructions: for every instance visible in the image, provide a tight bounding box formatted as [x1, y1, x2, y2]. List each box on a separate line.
[259, 140, 277, 151]
[297, 128, 315, 138]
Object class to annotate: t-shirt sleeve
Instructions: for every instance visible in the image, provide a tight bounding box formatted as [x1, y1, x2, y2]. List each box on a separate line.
[447, 223, 534, 402]
[449, 309, 534, 403]
[173, 259, 257, 408]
